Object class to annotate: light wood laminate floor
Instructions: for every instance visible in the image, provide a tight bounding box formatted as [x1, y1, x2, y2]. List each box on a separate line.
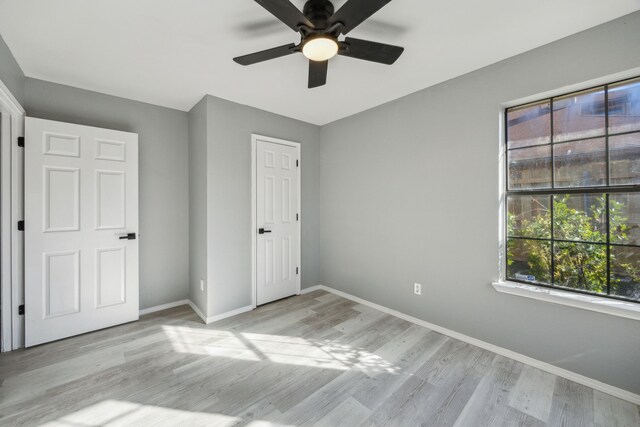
[1, 290, 638, 426]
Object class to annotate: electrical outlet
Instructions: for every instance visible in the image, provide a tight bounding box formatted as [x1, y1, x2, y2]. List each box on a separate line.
[414, 283, 422, 295]
[200, 279, 204, 292]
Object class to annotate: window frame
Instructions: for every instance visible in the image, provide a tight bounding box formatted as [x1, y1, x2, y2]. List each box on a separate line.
[503, 76, 640, 304]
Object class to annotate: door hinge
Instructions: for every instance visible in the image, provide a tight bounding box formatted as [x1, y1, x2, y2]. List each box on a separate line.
[296, 267, 299, 275]
[296, 213, 299, 221]
[296, 159, 299, 167]
[17, 136, 24, 147]
[17, 220, 24, 231]
[18, 304, 25, 315]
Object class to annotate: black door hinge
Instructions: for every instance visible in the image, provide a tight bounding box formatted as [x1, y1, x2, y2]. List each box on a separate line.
[296, 159, 299, 167]
[296, 267, 299, 275]
[17, 220, 24, 231]
[18, 304, 25, 315]
[17, 136, 24, 147]
[296, 213, 299, 221]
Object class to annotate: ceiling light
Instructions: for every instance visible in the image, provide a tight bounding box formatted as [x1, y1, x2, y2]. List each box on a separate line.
[302, 36, 339, 62]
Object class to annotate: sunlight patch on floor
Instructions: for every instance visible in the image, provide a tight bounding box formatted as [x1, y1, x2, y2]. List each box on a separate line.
[162, 325, 400, 374]
[242, 332, 399, 374]
[41, 400, 240, 427]
[162, 325, 261, 361]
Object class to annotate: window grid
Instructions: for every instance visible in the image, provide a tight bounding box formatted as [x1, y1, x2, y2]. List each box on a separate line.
[505, 76, 640, 303]
[550, 97, 555, 290]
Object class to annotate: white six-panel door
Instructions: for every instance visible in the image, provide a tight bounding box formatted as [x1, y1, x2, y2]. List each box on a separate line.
[255, 137, 300, 306]
[25, 117, 139, 347]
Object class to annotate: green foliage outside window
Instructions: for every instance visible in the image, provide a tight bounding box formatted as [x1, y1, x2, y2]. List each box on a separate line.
[507, 195, 639, 297]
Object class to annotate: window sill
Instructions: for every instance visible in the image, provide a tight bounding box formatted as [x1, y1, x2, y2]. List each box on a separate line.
[491, 281, 640, 321]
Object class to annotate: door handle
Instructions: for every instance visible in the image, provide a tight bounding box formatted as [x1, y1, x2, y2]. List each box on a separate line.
[258, 228, 272, 234]
[119, 233, 137, 240]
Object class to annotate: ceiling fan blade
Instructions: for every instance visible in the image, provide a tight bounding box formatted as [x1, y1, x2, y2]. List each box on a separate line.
[339, 37, 404, 65]
[233, 43, 296, 66]
[308, 60, 328, 88]
[254, 0, 314, 32]
[328, 0, 393, 35]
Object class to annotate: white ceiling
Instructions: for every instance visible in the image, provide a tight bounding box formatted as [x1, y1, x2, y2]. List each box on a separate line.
[1, 0, 639, 125]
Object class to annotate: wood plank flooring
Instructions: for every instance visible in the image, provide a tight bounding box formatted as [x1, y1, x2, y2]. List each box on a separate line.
[0, 290, 638, 426]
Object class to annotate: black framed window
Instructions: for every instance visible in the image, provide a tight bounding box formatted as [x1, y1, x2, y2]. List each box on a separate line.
[505, 76, 640, 303]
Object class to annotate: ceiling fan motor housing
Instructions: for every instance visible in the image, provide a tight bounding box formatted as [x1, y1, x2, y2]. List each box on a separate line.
[303, 0, 335, 29]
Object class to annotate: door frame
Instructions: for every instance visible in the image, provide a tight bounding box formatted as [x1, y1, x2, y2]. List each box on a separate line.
[0, 77, 25, 352]
[251, 134, 301, 308]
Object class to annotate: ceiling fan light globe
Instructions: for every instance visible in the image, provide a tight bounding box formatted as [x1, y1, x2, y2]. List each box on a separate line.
[302, 37, 339, 62]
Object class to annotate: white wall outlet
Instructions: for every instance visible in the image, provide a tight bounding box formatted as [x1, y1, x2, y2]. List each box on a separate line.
[414, 283, 422, 295]
[200, 279, 204, 292]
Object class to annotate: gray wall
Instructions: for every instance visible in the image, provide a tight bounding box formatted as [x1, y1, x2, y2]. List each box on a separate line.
[319, 12, 640, 394]
[205, 95, 321, 316]
[188, 98, 208, 314]
[25, 78, 190, 310]
[0, 34, 24, 106]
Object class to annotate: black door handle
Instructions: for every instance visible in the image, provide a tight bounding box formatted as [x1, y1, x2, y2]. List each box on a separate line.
[258, 228, 272, 234]
[119, 233, 136, 240]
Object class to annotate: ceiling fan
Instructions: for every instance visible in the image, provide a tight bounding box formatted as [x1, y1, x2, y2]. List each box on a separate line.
[233, 0, 404, 88]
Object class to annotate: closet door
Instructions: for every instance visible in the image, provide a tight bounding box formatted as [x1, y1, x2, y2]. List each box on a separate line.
[25, 117, 139, 346]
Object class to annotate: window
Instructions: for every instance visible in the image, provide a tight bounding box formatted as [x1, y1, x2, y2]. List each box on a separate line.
[505, 76, 640, 303]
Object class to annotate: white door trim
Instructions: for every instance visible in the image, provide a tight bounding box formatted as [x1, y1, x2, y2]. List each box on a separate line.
[0, 77, 25, 352]
[251, 134, 301, 308]
[0, 78, 25, 117]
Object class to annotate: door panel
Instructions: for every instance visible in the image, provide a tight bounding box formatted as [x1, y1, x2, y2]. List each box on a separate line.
[44, 250, 80, 317]
[96, 247, 126, 308]
[25, 117, 139, 347]
[256, 138, 300, 306]
[44, 167, 80, 231]
[96, 170, 126, 229]
[43, 132, 80, 157]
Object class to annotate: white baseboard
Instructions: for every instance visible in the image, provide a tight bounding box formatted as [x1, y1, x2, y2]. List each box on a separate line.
[139, 299, 189, 316]
[186, 300, 253, 324]
[138, 299, 216, 324]
[187, 300, 208, 323]
[300, 285, 323, 294]
[206, 305, 254, 324]
[308, 284, 640, 405]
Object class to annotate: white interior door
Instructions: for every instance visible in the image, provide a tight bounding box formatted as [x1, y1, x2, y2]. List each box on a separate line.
[25, 117, 139, 347]
[256, 137, 300, 306]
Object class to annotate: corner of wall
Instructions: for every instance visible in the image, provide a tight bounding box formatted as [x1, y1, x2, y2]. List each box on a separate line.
[187, 96, 209, 318]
